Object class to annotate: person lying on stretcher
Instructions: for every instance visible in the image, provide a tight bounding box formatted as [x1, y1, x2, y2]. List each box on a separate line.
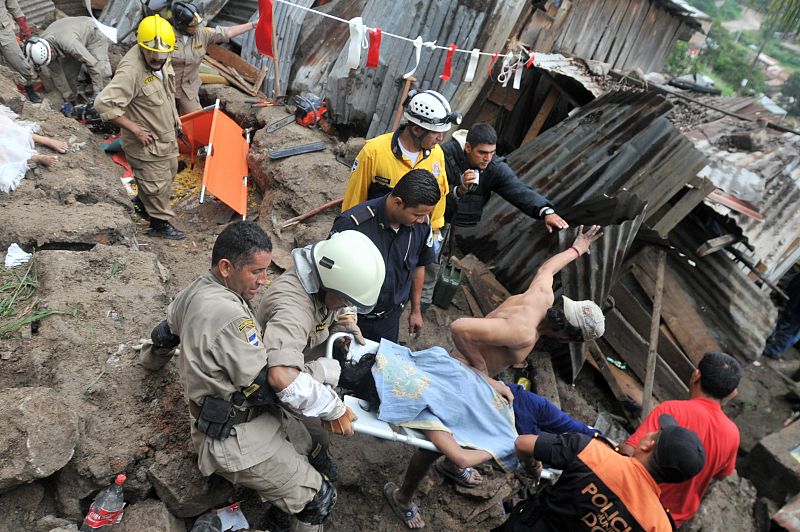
[337, 339, 601, 530]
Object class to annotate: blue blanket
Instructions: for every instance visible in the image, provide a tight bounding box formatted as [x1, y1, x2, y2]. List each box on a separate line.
[372, 339, 518, 470]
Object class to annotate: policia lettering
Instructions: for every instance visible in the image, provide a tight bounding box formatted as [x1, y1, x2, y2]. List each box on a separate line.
[580, 483, 632, 532]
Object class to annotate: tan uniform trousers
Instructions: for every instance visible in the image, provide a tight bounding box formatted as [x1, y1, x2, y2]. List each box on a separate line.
[176, 92, 201, 116]
[126, 154, 178, 222]
[216, 413, 323, 514]
[0, 24, 32, 83]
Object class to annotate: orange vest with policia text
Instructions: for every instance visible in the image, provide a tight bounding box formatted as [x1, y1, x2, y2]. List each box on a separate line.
[341, 125, 449, 231]
[494, 433, 675, 532]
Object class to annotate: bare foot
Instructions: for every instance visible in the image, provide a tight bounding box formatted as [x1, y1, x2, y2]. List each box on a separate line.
[436, 458, 484, 487]
[32, 134, 68, 153]
[31, 153, 58, 166]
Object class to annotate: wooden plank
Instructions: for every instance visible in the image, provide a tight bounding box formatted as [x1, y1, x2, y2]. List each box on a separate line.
[603, 308, 689, 401]
[610, 282, 695, 384]
[696, 234, 738, 257]
[631, 249, 720, 365]
[453, 254, 511, 315]
[576, 0, 617, 61]
[522, 86, 559, 145]
[461, 284, 484, 318]
[588, 340, 650, 423]
[202, 57, 256, 96]
[650, 176, 716, 236]
[529, 351, 561, 409]
[594, 0, 634, 64]
[641, 249, 666, 420]
[206, 44, 259, 84]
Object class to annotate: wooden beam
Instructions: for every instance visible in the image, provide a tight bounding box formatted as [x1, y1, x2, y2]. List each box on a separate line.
[522, 86, 560, 145]
[641, 249, 666, 420]
[610, 282, 695, 383]
[631, 248, 720, 365]
[207, 44, 259, 83]
[529, 351, 561, 409]
[461, 284, 484, 318]
[452, 254, 511, 315]
[587, 340, 649, 423]
[696, 234, 738, 257]
[650, 176, 717, 236]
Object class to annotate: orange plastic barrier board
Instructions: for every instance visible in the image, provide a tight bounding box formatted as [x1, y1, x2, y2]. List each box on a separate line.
[180, 103, 249, 217]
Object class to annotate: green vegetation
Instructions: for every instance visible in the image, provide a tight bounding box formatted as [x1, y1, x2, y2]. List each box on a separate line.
[0, 257, 62, 337]
[784, 72, 800, 114]
[686, 0, 743, 20]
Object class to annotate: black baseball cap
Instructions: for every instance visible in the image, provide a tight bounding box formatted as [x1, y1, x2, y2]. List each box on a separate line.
[652, 414, 706, 483]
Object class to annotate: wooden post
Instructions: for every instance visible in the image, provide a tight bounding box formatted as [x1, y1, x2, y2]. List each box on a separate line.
[641, 249, 666, 421]
[522, 86, 559, 145]
[391, 76, 416, 132]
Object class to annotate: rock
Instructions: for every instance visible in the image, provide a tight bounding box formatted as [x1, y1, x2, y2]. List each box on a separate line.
[54, 463, 100, 520]
[36, 515, 74, 531]
[47, 527, 79, 532]
[681, 472, 757, 531]
[0, 387, 79, 493]
[0, 482, 45, 531]
[116, 499, 186, 532]
[147, 453, 234, 517]
[740, 419, 800, 505]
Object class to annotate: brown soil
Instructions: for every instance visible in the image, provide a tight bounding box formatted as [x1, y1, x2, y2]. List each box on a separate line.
[0, 63, 791, 532]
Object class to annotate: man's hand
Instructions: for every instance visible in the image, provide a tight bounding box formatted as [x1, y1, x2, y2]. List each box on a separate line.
[330, 311, 365, 346]
[322, 406, 358, 436]
[133, 125, 154, 146]
[543, 213, 569, 233]
[457, 169, 479, 197]
[486, 376, 514, 405]
[408, 309, 423, 337]
[572, 225, 603, 255]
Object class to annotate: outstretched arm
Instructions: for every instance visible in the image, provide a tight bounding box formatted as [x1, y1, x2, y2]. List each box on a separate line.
[525, 225, 603, 293]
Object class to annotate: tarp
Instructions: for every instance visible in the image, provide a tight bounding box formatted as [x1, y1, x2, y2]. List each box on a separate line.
[180, 103, 249, 217]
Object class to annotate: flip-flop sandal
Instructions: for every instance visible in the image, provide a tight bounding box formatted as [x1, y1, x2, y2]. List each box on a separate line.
[383, 481, 424, 529]
[434, 459, 482, 488]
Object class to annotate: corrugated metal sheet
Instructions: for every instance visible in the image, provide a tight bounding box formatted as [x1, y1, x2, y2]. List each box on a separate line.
[210, 0, 255, 26]
[52, 0, 86, 17]
[458, 90, 709, 293]
[238, 0, 314, 99]
[557, 192, 648, 380]
[19, 0, 55, 26]
[99, 0, 229, 44]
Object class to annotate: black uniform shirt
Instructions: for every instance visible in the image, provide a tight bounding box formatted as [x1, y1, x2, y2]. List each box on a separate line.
[331, 196, 434, 313]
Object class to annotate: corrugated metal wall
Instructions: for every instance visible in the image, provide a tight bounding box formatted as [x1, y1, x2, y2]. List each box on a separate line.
[19, 0, 55, 26]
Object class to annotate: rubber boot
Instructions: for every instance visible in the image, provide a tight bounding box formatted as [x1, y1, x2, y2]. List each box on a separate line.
[24, 85, 42, 103]
[190, 511, 222, 532]
[148, 218, 186, 240]
[290, 518, 323, 532]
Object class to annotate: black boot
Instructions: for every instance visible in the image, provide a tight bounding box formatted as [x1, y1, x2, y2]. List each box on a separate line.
[148, 218, 186, 240]
[132, 195, 151, 221]
[24, 85, 41, 103]
[308, 443, 339, 482]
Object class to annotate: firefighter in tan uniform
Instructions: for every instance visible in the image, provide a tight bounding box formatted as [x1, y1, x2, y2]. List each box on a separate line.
[31, 16, 112, 110]
[0, 0, 40, 102]
[95, 14, 186, 239]
[142, 223, 385, 531]
[169, 1, 258, 115]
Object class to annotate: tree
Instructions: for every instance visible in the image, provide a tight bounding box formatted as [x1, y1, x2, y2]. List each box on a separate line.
[768, 0, 800, 32]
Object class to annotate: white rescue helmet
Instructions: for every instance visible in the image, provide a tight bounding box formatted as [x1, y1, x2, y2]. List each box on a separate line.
[403, 89, 462, 133]
[312, 231, 386, 313]
[26, 37, 52, 67]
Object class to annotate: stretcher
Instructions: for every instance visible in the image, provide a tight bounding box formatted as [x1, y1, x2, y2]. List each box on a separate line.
[325, 332, 437, 451]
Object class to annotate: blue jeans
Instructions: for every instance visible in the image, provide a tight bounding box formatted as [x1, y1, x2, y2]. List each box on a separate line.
[763, 311, 800, 358]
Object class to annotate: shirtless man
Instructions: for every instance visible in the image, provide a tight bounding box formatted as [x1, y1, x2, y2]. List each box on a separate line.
[451, 224, 606, 397]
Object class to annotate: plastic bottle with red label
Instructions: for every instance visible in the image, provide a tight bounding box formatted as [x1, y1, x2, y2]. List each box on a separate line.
[80, 474, 126, 531]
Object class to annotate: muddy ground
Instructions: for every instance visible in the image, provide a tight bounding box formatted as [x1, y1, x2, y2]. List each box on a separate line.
[0, 62, 797, 532]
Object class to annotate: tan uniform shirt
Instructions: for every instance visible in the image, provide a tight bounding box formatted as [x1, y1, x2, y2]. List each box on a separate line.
[0, 0, 23, 29]
[168, 272, 286, 476]
[173, 27, 228, 101]
[42, 16, 111, 98]
[95, 45, 178, 162]
[256, 268, 337, 379]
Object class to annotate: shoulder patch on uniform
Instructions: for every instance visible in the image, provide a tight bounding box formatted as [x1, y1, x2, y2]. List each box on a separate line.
[143, 74, 157, 84]
[246, 329, 261, 347]
[431, 162, 441, 177]
[375, 176, 391, 186]
[315, 322, 327, 332]
[351, 159, 359, 172]
[192, 44, 204, 50]
[349, 205, 376, 226]
[237, 318, 255, 332]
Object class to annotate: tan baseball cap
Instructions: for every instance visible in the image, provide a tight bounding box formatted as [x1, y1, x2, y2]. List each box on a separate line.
[562, 296, 606, 341]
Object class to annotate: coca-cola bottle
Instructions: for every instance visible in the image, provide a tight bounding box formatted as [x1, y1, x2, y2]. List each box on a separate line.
[80, 474, 126, 531]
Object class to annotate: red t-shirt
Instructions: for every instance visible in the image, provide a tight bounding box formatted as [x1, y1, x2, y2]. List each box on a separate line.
[625, 398, 739, 526]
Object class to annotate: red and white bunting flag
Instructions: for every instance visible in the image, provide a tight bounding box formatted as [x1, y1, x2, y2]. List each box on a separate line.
[439, 43, 457, 81]
[255, 0, 274, 58]
[366, 28, 381, 68]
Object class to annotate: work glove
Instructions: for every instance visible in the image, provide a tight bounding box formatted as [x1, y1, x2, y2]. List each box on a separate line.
[15, 17, 30, 39]
[329, 307, 365, 345]
[132, 338, 179, 371]
[322, 406, 358, 436]
[313, 357, 341, 387]
[60, 102, 73, 117]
